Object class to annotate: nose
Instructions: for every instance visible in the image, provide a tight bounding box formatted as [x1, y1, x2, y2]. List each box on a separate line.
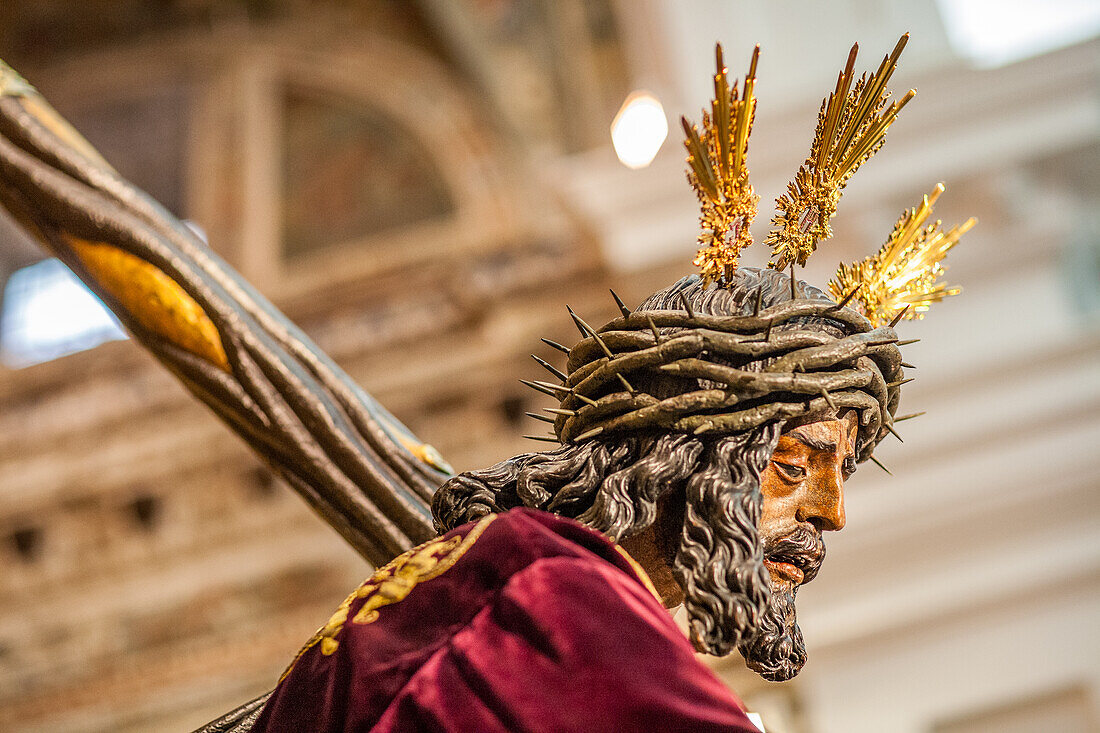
[794, 464, 846, 531]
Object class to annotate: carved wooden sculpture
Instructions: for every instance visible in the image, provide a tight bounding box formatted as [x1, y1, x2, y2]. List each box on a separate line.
[0, 37, 973, 732]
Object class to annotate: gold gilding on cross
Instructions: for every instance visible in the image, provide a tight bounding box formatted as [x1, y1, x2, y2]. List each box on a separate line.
[682, 44, 760, 287]
[828, 183, 976, 327]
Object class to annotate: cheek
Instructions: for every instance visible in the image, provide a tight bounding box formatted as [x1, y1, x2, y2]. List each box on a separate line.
[759, 498, 796, 536]
[759, 462, 797, 499]
[758, 469, 798, 534]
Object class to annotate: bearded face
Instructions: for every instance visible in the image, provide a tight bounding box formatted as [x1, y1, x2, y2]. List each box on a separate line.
[435, 407, 862, 682]
[737, 414, 857, 681]
[738, 524, 822, 680]
[434, 269, 896, 684]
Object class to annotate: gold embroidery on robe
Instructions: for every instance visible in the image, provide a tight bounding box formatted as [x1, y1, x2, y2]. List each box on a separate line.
[279, 513, 496, 682]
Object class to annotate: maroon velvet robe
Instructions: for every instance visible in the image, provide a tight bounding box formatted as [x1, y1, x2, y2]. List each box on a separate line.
[255, 508, 759, 732]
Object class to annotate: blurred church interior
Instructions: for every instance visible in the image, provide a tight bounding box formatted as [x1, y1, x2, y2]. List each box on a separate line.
[0, 1, 1097, 731]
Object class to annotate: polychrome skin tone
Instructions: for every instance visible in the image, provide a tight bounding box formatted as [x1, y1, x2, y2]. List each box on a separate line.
[623, 412, 857, 611]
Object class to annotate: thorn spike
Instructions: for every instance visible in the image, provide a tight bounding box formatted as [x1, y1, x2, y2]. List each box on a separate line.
[679, 292, 695, 319]
[534, 380, 570, 394]
[820, 388, 837, 411]
[790, 263, 798, 300]
[526, 412, 556, 424]
[520, 379, 559, 398]
[897, 338, 920, 346]
[764, 318, 774, 342]
[524, 434, 561, 444]
[610, 289, 631, 317]
[568, 307, 614, 359]
[869, 455, 893, 475]
[592, 333, 615, 360]
[693, 423, 709, 435]
[541, 337, 571, 355]
[566, 306, 588, 337]
[616, 373, 636, 394]
[900, 361, 916, 369]
[889, 305, 910, 328]
[574, 392, 599, 407]
[574, 426, 605, 442]
[893, 411, 925, 422]
[753, 286, 764, 317]
[832, 283, 861, 310]
[886, 377, 915, 388]
[531, 354, 567, 382]
[545, 407, 577, 417]
[646, 315, 662, 344]
[884, 422, 904, 443]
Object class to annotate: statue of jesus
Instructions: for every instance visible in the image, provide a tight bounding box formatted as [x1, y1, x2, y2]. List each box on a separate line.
[0, 35, 970, 733]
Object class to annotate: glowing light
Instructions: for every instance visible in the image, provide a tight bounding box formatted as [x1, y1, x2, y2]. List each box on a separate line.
[611, 91, 669, 169]
[936, 0, 1100, 68]
[0, 258, 126, 367]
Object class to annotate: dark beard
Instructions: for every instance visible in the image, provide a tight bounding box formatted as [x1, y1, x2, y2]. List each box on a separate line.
[737, 526, 825, 681]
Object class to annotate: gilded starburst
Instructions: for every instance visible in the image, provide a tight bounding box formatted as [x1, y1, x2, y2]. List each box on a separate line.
[767, 35, 915, 272]
[683, 44, 760, 287]
[828, 183, 976, 326]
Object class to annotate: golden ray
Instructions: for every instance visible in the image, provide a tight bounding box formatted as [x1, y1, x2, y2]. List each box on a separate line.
[828, 183, 976, 326]
[682, 43, 760, 286]
[767, 34, 914, 271]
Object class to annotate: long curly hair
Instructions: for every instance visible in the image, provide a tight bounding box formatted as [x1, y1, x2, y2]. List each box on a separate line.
[432, 268, 848, 656]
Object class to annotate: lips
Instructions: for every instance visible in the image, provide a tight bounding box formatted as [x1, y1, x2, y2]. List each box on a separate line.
[764, 559, 804, 585]
[764, 527, 825, 586]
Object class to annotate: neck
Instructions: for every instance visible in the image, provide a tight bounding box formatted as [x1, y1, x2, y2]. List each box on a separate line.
[618, 525, 684, 609]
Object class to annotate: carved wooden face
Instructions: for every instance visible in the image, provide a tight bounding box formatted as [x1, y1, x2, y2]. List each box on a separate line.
[732, 413, 860, 680]
[758, 412, 858, 587]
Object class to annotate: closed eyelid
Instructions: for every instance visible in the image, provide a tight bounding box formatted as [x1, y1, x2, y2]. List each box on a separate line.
[773, 460, 806, 479]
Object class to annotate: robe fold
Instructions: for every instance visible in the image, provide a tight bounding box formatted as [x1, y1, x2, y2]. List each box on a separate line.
[255, 508, 759, 732]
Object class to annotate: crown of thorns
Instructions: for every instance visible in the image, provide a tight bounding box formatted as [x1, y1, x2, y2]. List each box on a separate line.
[523, 287, 915, 470]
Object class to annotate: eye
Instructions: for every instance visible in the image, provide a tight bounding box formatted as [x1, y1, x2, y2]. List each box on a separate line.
[774, 461, 806, 480]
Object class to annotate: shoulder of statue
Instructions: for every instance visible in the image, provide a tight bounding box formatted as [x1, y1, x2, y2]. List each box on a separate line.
[275, 508, 662, 686]
[489, 508, 663, 603]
